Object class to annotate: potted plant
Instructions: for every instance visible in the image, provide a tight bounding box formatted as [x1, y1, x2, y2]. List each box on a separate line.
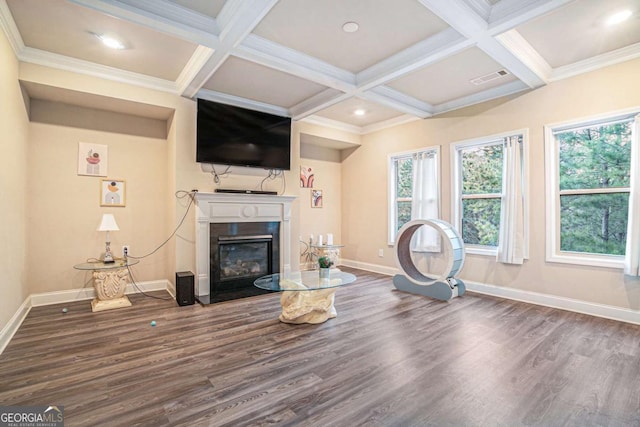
[318, 256, 334, 280]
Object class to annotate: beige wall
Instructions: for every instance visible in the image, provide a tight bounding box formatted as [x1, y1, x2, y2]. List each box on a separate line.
[26, 116, 170, 293]
[0, 30, 29, 331]
[342, 57, 640, 310]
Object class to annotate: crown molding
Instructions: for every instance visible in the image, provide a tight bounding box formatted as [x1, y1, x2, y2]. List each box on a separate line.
[0, 0, 24, 55]
[361, 114, 422, 135]
[300, 115, 364, 135]
[19, 47, 178, 93]
[550, 43, 640, 82]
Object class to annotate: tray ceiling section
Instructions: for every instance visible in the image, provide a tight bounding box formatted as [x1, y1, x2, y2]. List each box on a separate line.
[7, 0, 199, 81]
[201, 56, 328, 108]
[515, 0, 640, 68]
[252, 0, 450, 73]
[387, 47, 519, 106]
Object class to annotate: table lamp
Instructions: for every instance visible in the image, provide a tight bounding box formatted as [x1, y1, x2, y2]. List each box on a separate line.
[97, 213, 119, 263]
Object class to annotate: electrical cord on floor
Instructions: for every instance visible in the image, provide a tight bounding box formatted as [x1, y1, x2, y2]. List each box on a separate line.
[126, 264, 173, 301]
[124, 189, 196, 300]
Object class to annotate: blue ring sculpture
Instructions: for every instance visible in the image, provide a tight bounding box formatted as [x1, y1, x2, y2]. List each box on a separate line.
[393, 219, 466, 301]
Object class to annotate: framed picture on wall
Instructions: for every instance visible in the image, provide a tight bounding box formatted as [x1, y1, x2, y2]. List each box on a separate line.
[78, 142, 108, 176]
[101, 179, 126, 207]
[311, 189, 323, 208]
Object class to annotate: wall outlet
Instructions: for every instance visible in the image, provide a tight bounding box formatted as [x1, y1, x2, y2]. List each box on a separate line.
[122, 245, 130, 258]
[378, 248, 384, 257]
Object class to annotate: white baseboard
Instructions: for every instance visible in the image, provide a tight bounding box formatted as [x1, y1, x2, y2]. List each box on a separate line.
[340, 258, 397, 276]
[0, 296, 32, 355]
[464, 280, 640, 325]
[0, 279, 173, 355]
[340, 260, 640, 325]
[30, 279, 172, 306]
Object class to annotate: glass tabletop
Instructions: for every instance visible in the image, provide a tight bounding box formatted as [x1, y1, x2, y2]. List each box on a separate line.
[73, 259, 139, 270]
[254, 270, 357, 291]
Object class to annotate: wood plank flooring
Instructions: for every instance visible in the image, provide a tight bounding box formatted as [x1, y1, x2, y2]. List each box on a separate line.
[1, 267, 640, 426]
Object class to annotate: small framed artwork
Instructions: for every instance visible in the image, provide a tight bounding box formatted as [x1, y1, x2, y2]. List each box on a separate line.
[300, 165, 314, 188]
[311, 189, 323, 208]
[78, 142, 108, 176]
[101, 179, 126, 207]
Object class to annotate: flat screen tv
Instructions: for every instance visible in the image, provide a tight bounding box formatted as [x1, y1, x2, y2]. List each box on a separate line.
[196, 98, 292, 170]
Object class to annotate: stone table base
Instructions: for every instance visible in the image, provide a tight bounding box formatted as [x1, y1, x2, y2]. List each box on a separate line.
[91, 268, 132, 312]
[278, 283, 337, 324]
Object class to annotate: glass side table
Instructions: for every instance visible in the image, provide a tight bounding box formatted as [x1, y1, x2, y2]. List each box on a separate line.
[74, 259, 139, 312]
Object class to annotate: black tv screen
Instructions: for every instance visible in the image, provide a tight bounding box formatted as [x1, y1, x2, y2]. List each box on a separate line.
[196, 98, 292, 170]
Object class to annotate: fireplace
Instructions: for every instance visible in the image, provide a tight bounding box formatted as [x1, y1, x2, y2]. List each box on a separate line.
[209, 222, 279, 302]
[194, 192, 295, 305]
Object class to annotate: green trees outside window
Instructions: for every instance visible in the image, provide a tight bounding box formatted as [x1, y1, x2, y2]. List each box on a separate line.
[460, 142, 504, 246]
[556, 121, 632, 255]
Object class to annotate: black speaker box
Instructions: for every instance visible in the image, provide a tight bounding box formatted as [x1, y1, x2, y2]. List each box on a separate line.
[176, 271, 195, 306]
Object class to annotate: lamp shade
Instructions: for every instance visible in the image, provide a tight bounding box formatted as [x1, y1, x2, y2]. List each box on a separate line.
[97, 213, 119, 231]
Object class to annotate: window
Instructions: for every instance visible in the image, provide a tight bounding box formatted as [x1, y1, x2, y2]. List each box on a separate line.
[452, 131, 528, 257]
[545, 112, 638, 268]
[388, 148, 439, 244]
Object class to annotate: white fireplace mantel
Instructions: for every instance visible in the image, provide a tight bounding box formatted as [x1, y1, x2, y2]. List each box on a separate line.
[194, 192, 296, 299]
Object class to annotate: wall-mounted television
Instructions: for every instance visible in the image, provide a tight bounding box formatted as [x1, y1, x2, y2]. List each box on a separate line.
[196, 98, 292, 170]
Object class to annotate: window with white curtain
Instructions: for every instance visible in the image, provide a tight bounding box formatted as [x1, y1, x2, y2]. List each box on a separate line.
[388, 147, 439, 245]
[452, 130, 528, 260]
[545, 111, 639, 270]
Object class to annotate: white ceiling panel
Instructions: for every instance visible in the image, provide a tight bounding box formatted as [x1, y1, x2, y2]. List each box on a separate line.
[7, 0, 198, 81]
[202, 56, 328, 108]
[387, 47, 518, 105]
[517, 0, 640, 68]
[314, 98, 404, 127]
[252, 0, 450, 73]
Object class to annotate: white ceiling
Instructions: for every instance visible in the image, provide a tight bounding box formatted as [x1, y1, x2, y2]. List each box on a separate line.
[2, 0, 640, 134]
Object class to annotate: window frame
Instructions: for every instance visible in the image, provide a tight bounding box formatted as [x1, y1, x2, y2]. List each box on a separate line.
[451, 129, 529, 256]
[544, 110, 637, 268]
[387, 146, 440, 245]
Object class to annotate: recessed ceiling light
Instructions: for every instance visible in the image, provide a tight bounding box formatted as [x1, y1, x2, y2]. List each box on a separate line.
[354, 109, 366, 116]
[606, 10, 633, 26]
[96, 34, 125, 49]
[342, 22, 359, 33]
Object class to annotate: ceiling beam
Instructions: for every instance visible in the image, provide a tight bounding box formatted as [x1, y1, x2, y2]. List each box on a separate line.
[235, 35, 356, 92]
[362, 87, 433, 118]
[290, 89, 351, 121]
[356, 28, 473, 91]
[488, 0, 575, 34]
[181, 0, 278, 98]
[418, 0, 546, 88]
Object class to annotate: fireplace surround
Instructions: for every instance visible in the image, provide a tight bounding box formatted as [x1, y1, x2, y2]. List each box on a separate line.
[194, 192, 295, 304]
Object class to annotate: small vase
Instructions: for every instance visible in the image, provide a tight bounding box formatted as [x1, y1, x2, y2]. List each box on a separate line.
[319, 267, 331, 282]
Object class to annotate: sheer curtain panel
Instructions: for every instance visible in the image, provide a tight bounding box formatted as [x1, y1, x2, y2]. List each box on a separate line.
[410, 151, 440, 252]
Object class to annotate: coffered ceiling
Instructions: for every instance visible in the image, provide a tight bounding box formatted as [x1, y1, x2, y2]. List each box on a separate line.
[2, 0, 640, 134]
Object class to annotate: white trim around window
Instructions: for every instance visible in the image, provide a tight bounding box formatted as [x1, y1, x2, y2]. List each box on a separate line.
[544, 109, 639, 269]
[451, 129, 529, 257]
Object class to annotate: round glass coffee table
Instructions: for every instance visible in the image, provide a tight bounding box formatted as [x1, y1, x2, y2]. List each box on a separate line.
[254, 270, 357, 324]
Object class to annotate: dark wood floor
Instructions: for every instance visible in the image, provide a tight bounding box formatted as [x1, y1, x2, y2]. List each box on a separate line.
[1, 268, 640, 426]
